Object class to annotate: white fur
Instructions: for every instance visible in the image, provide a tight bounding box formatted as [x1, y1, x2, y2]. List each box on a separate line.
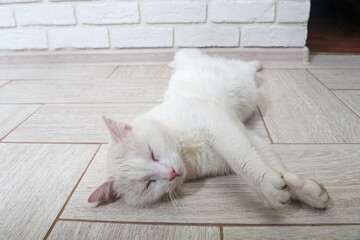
[98, 49, 329, 209]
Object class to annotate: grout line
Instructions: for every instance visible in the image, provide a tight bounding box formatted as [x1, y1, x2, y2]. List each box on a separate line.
[6, 77, 169, 81]
[0, 80, 12, 88]
[219, 226, 224, 240]
[272, 142, 360, 145]
[330, 94, 360, 119]
[105, 65, 119, 79]
[43, 144, 102, 240]
[0, 141, 107, 144]
[330, 89, 360, 91]
[57, 218, 360, 227]
[0, 104, 44, 142]
[2, 141, 359, 145]
[0, 102, 161, 105]
[307, 70, 360, 119]
[257, 106, 274, 144]
[307, 69, 332, 91]
[310, 52, 360, 56]
[306, 67, 360, 70]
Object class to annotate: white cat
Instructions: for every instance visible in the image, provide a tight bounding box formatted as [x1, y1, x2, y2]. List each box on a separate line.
[89, 49, 330, 209]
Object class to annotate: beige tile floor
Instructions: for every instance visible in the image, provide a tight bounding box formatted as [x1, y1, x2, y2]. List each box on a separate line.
[0, 56, 359, 240]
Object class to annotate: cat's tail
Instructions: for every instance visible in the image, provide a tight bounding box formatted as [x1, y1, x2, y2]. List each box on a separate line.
[250, 60, 263, 72]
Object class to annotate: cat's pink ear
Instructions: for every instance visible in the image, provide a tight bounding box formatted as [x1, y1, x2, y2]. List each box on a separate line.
[88, 179, 117, 203]
[103, 116, 132, 141]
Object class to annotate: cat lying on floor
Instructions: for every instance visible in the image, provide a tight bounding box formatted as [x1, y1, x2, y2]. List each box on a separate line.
[89, 49, 330, 209]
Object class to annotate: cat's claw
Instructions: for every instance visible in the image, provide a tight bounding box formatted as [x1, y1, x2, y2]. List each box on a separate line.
[256, 171, 291, 209]
[284, 172, 330, 209]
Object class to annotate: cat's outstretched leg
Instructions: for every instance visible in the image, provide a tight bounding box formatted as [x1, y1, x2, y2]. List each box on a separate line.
[209, 112, 291, 208]
[247, 131, 330, 209]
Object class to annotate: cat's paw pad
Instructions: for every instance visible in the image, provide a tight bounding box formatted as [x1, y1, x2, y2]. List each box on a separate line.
[257, 171, 291, 209]
[284, 172, 330, 209]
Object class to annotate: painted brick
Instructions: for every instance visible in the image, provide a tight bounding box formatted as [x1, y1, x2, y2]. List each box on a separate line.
[112, 27, 173, 48]
[143, 1, 206, 23]
[210, 0, 275, 23]
[278, 1, 311, 23]
[77, 2, 139, 25]
[15, 5, 75, 26]
[49, 28, 109, 49]
[0, 30, 47, 50]
[241, 26, 307, 47]
[175, 27, 239, 47]
[0, 7, 16, 28]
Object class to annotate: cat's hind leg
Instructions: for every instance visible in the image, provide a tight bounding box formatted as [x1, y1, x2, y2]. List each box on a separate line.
[247, 131, 330, 209]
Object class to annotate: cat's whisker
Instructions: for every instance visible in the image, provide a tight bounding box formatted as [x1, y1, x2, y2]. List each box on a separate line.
[169, 191, 184, 212]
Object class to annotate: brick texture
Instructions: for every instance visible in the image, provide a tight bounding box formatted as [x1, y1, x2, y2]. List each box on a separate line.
[112, 28, 173, 48]
[143, 1, 206, 23]
[77, 3, 139, 25]
[15, 5, 76, 26]
[0, 0, 310, 50]
[49, 28, 109, 49]
[210, 0, 275, 23]
[241, 26, 307, 47]
[176, 27, 239, 47]
[0, 7, 16, 28]
[278, 1, 311, 23]
[0, 30, 47, 50]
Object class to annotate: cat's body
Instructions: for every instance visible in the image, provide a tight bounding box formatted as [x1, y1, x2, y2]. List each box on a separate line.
[89, 49, 330, 209]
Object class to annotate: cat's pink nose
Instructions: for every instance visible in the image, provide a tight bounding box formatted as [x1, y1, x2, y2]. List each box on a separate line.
[169, 167, 180, 181]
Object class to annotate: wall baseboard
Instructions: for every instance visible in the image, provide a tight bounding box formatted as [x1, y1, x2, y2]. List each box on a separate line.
[0, 47, 308, 65]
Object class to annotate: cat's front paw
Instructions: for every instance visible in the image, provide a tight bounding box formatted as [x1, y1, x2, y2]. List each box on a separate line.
[284, 172, 330, 209]
[256, 170, 291, 209]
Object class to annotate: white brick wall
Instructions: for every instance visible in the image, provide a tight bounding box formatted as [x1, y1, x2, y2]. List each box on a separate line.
[0, 7, 16, 28]
[0, 30, 47, 50]
[49, 28, 109, 49]
[143, 2, 206, 23]
[278, 1, 311, 23]
[241, 26, 308, 47]
[0, 0, 311, 51]
[176, 27, 239, 47]
[210, 1, 275, 23]
[16, 5, 76, 26]
[77, 3, 139, 25]
[112, 28, 173, 48]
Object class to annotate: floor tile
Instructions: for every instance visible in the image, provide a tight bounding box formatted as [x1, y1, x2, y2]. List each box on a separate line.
[257, 70, 360, 143]
[245, 108, 271, 143]
[109, 65, 172, 79]
[61, 144, 360, 224]
[0, 78, 166, 103]
[4, 103, 268, 143]
[0, 104, 41, 140]
[49, 221, 220, 240]
[224, 226, 360, 240]
[333, 90, 360, 116]
[263, 55, 360, 69]
[4, 103, 156, 143]
[308, 55, 360, 69]
[0, 143, 99, 240]
[0, 65, 117, 80]
[310, 70, 360, 89]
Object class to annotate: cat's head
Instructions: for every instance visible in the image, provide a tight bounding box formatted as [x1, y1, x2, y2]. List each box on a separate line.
[88, 116, 185, 207]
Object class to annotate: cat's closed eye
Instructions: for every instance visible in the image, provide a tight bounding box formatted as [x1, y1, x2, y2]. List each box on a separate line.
[148, 145, 159, 162]
[145, 180, 156, 190]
